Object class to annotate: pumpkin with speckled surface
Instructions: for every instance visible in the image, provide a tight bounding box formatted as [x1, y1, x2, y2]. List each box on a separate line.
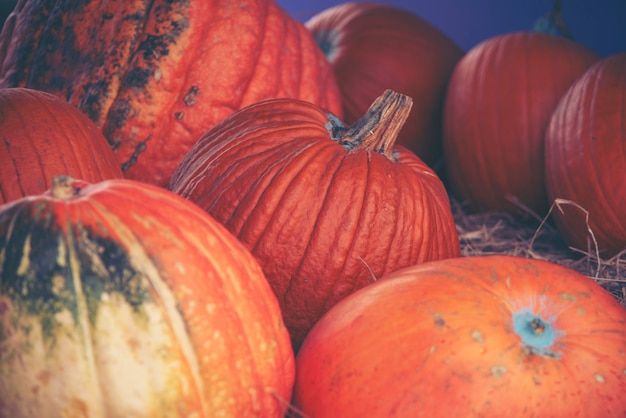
[0, 0, 342, 187]
[0, 88, 123, 204]
[169, 90, 460, 350]
[0, 176, 294, 418]
[306, 2, 464, 167]
[442, 32, 599, 217]
[293, 255, 626, 417]
[545, 52, 626, 258]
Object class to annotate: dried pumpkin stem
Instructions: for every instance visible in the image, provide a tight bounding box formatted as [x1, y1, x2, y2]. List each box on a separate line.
[334, 89, 413, 160]
[51, 176, 81, 199]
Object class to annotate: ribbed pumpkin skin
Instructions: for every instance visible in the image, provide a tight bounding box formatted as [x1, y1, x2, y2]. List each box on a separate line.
[0, 177, 294, 417]
[545, 53, 626, 257]
[0, 88, 123, 204]
[294, 255, 626, 417]
[442, 32, 600, 217]
[0, 0, 342, 187]
[169, 95, 460, 349]
[306, 2, 464, 167]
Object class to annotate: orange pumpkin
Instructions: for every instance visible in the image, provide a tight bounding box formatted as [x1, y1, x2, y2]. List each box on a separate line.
[0, 88, 123, 204]
[0, 0, 342, 187]
[169, 90, 460, 350]
[306, 2, 464, 167]
[545, 52, 626, 257]
[0, 176, 294, 417]
[442, 32, 599, 217]
[294, 255, 626, 417]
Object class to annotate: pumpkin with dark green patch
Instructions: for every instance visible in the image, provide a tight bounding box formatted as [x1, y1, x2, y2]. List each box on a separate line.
[0, 176, 294, 417]
[0, 0, 342, 187]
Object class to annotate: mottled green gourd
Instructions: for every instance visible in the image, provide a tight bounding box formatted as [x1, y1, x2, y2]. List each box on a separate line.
[0, 176, 295, 418]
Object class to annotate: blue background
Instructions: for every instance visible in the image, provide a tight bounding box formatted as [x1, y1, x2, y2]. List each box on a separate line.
[277, 0, 626, 57]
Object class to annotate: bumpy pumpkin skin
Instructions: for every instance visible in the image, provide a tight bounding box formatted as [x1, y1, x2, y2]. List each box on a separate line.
[294, 255, 626, 417]
[0, 0, 342, 187]
[443, 32, 600, 217]
[545, 53, 626, 258]
[0, 177, 294, 417]
[306, 2, 464, 167]
[0, 88, 123, 204]
[169, 92, 461, 350]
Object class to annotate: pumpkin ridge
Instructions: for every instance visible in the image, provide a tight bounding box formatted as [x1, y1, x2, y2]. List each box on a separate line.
[391, 163, 426, 262]
[63, 207, 107, 411]
[283, 149, 356, 311]
[289, 11, 304, 99]
[585, 70, 623, 233]
[240, 140, 343, 315]
[336, 151, 403, 285]
[315, 152, 372, 313]
[40, 92, 108, 180]
[102, 0, 193, 170]
[78, 185, 210, 413]
[5, 97, 47, 189]
[205, 140, 306, 221]
[146, 195, 291, 412]
[237, 2, 277, 110]
[219, 140, 312, 235]
[143, 1, 268, 173]
[243, 141, 339, 255]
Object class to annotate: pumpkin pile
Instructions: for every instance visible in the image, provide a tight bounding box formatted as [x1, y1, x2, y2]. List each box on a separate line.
[0, 0, 625, 416]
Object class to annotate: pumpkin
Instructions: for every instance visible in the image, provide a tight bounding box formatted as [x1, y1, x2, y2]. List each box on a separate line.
[0, 87, 123, 205]
[544, 52, 626, 258]
[442, 31, 600, 217]
[0, 176, 294, 417]
[293, 255, 626, 417]
[0, 0, 342, 187]
[305, 2, 464, 167]
[169, 89, 460, 350]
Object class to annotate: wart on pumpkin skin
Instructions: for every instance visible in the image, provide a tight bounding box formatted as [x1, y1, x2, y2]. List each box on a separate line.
[433, 313, 445, 327]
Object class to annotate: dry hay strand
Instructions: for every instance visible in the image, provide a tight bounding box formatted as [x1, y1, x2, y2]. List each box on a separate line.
[452, 197, 626, 309]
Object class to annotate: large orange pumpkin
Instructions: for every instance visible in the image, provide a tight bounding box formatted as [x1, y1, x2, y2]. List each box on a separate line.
[0, 176, 294, 417]
[0, 88, 123, 204]
[545, 52, 626, 258]
[305, 2, 464, 167]
[442, 32, 599, 217]
[294, 255, 626, 417]
[0, 0, 342, 187]
[169, 90, 460, 350]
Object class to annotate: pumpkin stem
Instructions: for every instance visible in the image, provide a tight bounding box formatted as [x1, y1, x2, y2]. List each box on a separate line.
[532, 0, 573, 39]
[330, 89, 412, 161]
[51, 176, 81, 199]
[513, 309, 562, 358]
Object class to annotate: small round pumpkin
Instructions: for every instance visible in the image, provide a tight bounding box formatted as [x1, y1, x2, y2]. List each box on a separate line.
[294, 255, 626, 417]
[545, 52, 626, 257]
[0, 0, 342, 187]
[306, 2, 464, 167]
[0, 88, 123, 204]
[442, 31, 600, 217]
[169, 90, 460, 350]
[0, 176, 294, 417]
